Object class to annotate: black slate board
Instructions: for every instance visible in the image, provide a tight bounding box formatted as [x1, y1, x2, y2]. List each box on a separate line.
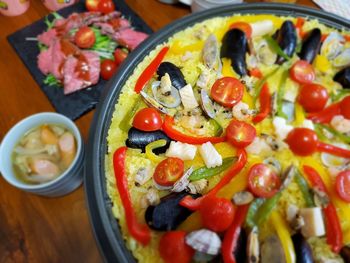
[7, 0, 153, 120]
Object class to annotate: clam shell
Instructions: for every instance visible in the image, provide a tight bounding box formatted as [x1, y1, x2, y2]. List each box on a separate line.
[200, 89, 216, 118]
[321, 32, 345, 60]
[185, 229, 222, 255]
[333, 48, 350, 68]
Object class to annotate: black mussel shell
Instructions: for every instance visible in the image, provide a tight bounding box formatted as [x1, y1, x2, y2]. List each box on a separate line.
[276, 20, 297, 64]
[292, 233, 313, 263]
[145, 192, 198, 231]
[234, 228, 247, 263]
[157, 62, 187, 90]
[334, 67, 350, 89]
[341, 246, 350, 263]
[125, 127, 172, 154]
[299, 28, 321, 64]
[220, 28, 248, 77]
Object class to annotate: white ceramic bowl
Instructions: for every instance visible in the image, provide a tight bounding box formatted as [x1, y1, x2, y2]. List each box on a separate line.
[0, 112, 84, 197]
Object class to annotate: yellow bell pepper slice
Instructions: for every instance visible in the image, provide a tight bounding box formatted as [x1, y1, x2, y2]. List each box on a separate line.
[293, 103, 305, 126]
[145, 139, 166, 163]
[168, 40, 204, 55]
[314, 54, 331, 74]
[270, 211, 296, 263]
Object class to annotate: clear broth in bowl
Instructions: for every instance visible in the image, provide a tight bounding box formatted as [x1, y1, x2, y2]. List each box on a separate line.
[12, 124, 77, 184]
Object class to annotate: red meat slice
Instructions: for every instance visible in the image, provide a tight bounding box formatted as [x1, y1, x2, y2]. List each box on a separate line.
[37, 28, 57, 46]
[37, 40, 66, 80]
[113, 28, 148, 50]
[63, 51, 100, 94]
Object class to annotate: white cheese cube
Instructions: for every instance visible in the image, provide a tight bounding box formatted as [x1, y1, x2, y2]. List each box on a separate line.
[299, 207, 326, 238]
[273, 116, 293, 140]
[165, 141, 197, 161]
[199, 142, 223, 168]
[179, 84, 199, 110]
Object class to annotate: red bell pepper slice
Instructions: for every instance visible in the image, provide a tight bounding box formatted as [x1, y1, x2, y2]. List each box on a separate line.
[134, 46, 169, 94]
[222, 204, 250, 263]
[302, 165, 343, 253]
[113, 147, 151, 245]
[317, 141, 350, 159]
[249, 68, 263, 79]
[295, 17, 306, 38]
[307, 102, 341, 124]
[253, 83, 271, 123]
[162, 115, 226, 145]
[179, 149, 247, 211]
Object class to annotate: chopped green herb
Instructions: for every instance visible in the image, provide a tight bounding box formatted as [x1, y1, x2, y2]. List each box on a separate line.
[43, 74, 61, 87]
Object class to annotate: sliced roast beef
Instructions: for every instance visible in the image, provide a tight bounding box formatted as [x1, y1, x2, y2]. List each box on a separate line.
[108, 17, 131, 30]
[37, 28, 57, 46]
[93, 22, 115, 35]
[37, 40, 66, 80]
[85, 11, 121, 25]
[63, 51, 100, 94]
[113, 29, 148, 50]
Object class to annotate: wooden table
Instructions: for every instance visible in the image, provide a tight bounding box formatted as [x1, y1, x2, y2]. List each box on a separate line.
[0, 0, 317, 262]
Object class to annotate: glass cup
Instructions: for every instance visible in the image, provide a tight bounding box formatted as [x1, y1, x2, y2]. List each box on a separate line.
[41, 0, 76, 11]
[0, 0, 30, 16]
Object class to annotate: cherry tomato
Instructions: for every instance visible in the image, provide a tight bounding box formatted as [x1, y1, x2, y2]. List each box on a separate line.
[153, 157, 184, 187]
[199, 195, 235, 232]
[248, 163, 281, 198]
[159, 231, 194, 263]
[336, 170, 350, 202]
[285, 128, 318, 156]
[85, 0, 99, 11]
[132, 108, 162, 132]
[74, 26, 96, 49]
[114, 48, 128, 66]
[290, 60, 315, 84]
[298, 83, 329, 113]
[211, 77, 244, 107]
[340, 96, 350, 119]
[100, 59, 117, 80]
[229, 22, 252, 38]
[97, 0, 115, 14]
[226, 119, 256, 148]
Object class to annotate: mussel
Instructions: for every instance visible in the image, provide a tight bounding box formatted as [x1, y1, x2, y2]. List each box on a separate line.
[221, 28, 248, 76]
[299, 28, 321, 64]
[275, 21, 297, 64]
[145, 192, 197, 231]
[261, 235, 286, 263]
[157, 62, 187, 90]
[340, 246, 350, 263]
[234, 228, 247, 263]
[125, 127, 172, 154]
[334, 67, 350, 89]
[292, 233, 313, 263]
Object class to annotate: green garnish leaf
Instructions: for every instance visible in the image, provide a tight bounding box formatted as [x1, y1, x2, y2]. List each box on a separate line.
[43, 74, 61, 87]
